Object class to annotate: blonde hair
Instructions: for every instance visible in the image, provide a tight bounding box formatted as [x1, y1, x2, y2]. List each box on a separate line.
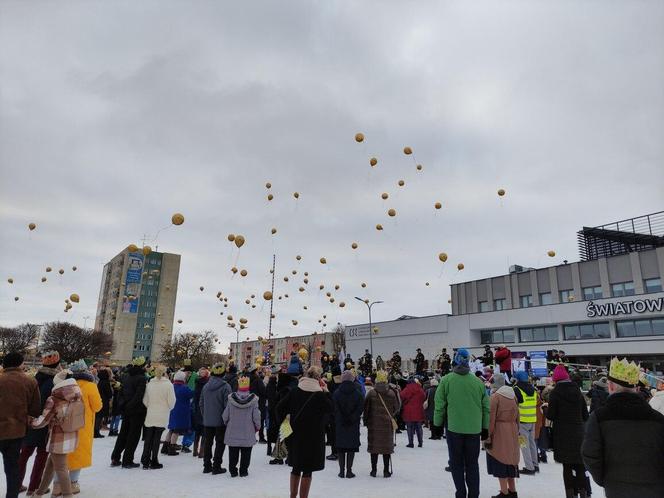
[305, 366, 322, 380]
[153, 364, 167, 378]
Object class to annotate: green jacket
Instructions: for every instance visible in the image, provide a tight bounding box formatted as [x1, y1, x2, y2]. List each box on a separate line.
[433, 367, 490, 434]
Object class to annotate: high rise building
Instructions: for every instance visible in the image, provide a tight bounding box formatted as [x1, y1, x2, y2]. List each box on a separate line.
[95, 247, 181, 364]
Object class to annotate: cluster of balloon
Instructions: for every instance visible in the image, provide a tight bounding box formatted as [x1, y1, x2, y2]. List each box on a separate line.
[298, 347, 308, 361]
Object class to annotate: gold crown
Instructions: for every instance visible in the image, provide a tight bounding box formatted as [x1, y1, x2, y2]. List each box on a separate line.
[132, 356, 146, 367]
[375, 370, 388, 383]
[238, 376, 251, 390]
[608, 357, 640, 387]
[211, 363, 226, 376]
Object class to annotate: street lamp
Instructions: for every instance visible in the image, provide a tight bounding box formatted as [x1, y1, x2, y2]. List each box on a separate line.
[354, 297, 383, 358]
[227, 323, 241, 363]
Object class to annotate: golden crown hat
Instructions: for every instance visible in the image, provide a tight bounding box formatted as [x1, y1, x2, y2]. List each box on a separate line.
[132, 356, 146, 367]
[210, 363, 226, 376]
[607, 357, 640, 388]
[238, 376, 251, 390]
[375, 370, 388, 383]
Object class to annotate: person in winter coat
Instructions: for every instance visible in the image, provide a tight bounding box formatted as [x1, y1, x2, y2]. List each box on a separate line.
[67, 359, 102, 493]
[269, 371, 298, 465]
[585, 377, 609, 413]
[434, 348, 490, 498]
[375, 355, 385, 372]
[332, 370, 364, 478]
[248, 367, 268, 443]
[192, 368, 209, 458]
[485, 375, 520, 498]
[30, 370, 82, 498]
[582, 359, 664, 498]
[0, 352, 41, 498]
[512, 371, 539, 475]
[141, 364, 176, 469]
[276, 366, 333, 498]
[414, 349, 426, 375]
[425, 378, 440, 439]
[494, 345, 512, 377]
[222, 376, 261, 477]
[265, 374, 278, 457]
[546, 364, 589, 498]
[94, 368, 113, 438]
[111, 357, 148, 468]
[200, 363, 232, 474]
[650, 383, 664, 415]
[400, 379, 427, 448]
[18, 351, 60, 496]
[363, 370, 399, 478]
[223, 363, 239, 393]
[108, 376, 122, 436]
[162, 370, 194, 456]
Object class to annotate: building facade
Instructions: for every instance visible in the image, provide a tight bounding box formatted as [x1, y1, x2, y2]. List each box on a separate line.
[95, 247, 180, 364]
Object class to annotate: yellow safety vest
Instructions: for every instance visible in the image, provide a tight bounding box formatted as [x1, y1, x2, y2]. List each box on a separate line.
[517, 387, 538, 423]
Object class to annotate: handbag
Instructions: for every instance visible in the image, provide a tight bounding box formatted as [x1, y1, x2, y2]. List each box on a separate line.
[377, 392, 398, 432]
[279, 392, 315, 442]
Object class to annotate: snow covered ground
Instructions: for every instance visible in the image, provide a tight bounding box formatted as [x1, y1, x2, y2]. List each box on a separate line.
[9, 428, 584, 498]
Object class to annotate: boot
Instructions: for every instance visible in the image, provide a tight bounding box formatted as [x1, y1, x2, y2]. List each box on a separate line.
[370, 454, 378, 477]
[578, 490, 588, 498]
[346, 452, 355, 478]
[160, 442, 169, 455]
[167, 445, 179, 456]
[337, 451, 346, 478]
[565, 490, 575, 498]
[290, 473, 300, 498]
[299, 476, 312, 498]
[267, 443, 272, 456]
[192, 434, 200, 457]
[383, 454, 392, 478]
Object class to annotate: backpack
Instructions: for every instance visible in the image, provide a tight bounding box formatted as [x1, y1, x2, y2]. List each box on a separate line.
[58, 397, 85, 432]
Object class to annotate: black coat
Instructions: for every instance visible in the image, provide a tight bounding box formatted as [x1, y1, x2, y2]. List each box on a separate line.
[23, 367, 57, 448]
[582, 392, 664, 498]
[223, 372, 238, 393]
[249, 372, 267, 410]
[546, 381, 588, 464]
[120, 365, 147, 417]
[268, 373, 297, 444]
[332, 381, 364, 451]
[586, 386, 608, 413]
[97, 370, 113, 418]
[192, 376, 209, 428]
[265, 377, 279, 444]
[276, 383, 333, 473]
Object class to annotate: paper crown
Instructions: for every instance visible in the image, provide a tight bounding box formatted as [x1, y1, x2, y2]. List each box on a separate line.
[183, 358, 192, 366]
[41, 350, 60, 366]
[608, 357, 640, 388]
[375, 370, 388, 383]
[132, 356, 146, 367]
[238, 376, 250, 391]
[211, 363, 226, 376]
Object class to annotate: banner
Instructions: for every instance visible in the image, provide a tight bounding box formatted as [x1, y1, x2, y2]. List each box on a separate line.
[530, 351, 548, 378]
[122, 252, 144, 313]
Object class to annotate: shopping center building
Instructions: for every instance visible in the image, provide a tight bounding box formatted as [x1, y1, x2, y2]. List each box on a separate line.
[345, 212, 664, 374]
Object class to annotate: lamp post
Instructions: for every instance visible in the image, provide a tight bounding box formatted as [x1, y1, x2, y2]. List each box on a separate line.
[228, 323, 240, 363]
[354, 297, 383, 359]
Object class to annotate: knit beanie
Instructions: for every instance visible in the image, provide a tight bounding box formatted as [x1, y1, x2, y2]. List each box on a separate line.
[174, 370, 187, 382]
[68, 359, 88, 373]
[515, 370, 529, 383]
[238, 376, 250, 392]
[453, 348, 470, 366]
[41, 351, 60, 367]
[552, 364, 570, 382]
[341, 370, 355, 383]
[492, 374, 506, 389]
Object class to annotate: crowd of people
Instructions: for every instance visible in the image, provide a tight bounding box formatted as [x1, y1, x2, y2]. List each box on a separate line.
[1, 344, 664, 498]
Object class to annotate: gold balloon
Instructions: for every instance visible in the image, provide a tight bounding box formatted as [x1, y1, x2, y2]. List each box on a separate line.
[41, 277, 47, 282]
[376, 224, 383, 231]
[355, 133, 364, 143]
[298, 286, 305, 292]
[326, 292, 332, 297]
[329, 297, 335, 303]
[240, 269, 248, 277]
[339, 302, 346, 308]
[435, 202, 442, 210]
[296, 255, 302, 261]
[334, 284, 340, 290]
[457, 263, 465, 271]
[547, 250, 556, 257]
[398, 180, 405, 187]
[231, 267, 238, 274]
[351, 242, 358, 249]
[127, 244, 138, 253]
[72, 266, 77, 271]
[171, 213, 185, 225]
[58, 269, 64, 275]
[239, 318, 248, 324]
[70, 293, 80, 303]
[292, 270, 297, 275]
[14, 296, 19, 301]
[263, 291, 273, 301]
[388, 208, 396, 217]
[292, 320, 299, 326]
[369, 157, 377, 167]
[46, 267, 52, 272]
[265, 182, 272, 189]
[438, 252, 448, 262]
[271, 228, 277, 235]
[319, 284, 324, 290]
[267, 194, 274, 201]
[28, 223, 36, 231]
[284, 276, 289, 282]
[497, 188, 506, 197]
[7, 277, 14, 284]
[381, 193, 389, 200]
[303, 278, 309, 284]
[320, 257, 327, 264]
[361, 282, 367, 288]
[200, 286, 204, 291]
[228, 233, 236, 242]
[178, 319, 182, 324]
[245, 299, 250, 304]
[143, 246, 152, 256]
[416, 164, 423, 171]
[403, 146, 412, 155]
[373, 327, 379, 333]
[293, 192, 300, 199]
[425, 282, 430, 286]
[227, 315, 234, 321]
[234, 235, 245, 248]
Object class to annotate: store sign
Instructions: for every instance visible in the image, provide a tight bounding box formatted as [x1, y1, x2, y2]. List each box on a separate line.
[530, 351, 548, 378]
[347, 325, 370, 338]
[586, 297, 663, 318]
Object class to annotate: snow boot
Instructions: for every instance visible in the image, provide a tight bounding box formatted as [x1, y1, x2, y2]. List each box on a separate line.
[383, 454, 392, 478]
[337, 451, 346, 478]
[345, 453, 355, 478]
[370, 453, 378, 477]
[160, 442, 169, 455]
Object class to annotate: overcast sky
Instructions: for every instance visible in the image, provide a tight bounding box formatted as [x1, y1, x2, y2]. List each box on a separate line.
[1, 0, 663, 354]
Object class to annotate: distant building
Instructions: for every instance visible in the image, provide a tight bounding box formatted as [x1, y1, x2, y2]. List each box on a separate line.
[95, 247, 181, 364]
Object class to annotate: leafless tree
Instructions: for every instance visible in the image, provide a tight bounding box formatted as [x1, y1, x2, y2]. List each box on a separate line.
[159, 330, 218, 369]
[0, 323, 40, 356]
[40, 321, 114, 364]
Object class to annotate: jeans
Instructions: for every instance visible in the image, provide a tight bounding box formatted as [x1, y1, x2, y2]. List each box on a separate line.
[0, 438, 22, 498]
[18, 445, 48, 493]
[36, 453, 71, 497]
[519, 422, 538, 471]
[203, 426, 226, 470]
[446, 431, 480, 498]
[228, 446, 252, 474]
[110, 415, 121, 432]
[406, 422, 423, 446]
[181, 430, 194, 448]
[140, 427, 164, 466]
[111, 413, 145, 465]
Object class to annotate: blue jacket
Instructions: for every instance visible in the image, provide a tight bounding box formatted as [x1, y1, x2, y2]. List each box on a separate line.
[200, 375, 232, 427]
[169, 382, 193, 430]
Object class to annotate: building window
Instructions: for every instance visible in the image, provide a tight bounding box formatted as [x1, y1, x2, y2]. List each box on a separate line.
[559, 289, 575, 303]
[520, 295, 533, 308]
[494, 298, 506, 311]
[563, 322, 610, 340]
[611, 281, 635, 297]
[479, 301, 490, 312]
[519, 326, 558, 342]
[616, 318, 664, 338]
[480, 328, 515, 344]
[582, 286, 603, 300]
[644, 278, 662, 293]
[539, 292, 552, 305]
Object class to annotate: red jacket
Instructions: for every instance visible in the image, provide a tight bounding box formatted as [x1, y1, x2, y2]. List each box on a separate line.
[494, 348, 512, 373]
[400, 382, 426, 422]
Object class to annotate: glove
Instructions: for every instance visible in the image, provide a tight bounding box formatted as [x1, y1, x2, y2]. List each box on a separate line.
[481, 428, 489, 441]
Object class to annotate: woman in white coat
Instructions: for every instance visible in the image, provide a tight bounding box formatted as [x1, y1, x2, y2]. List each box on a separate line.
[141, 365, 176, 469]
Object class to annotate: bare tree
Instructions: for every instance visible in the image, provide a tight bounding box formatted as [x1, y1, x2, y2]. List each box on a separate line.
[0, 323, 40, 356]
[332, 323, 346, 355]
[40, 322, 114, 364]
[159, 330, 218, 369]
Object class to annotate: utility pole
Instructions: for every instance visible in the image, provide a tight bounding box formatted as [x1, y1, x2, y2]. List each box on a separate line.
[268, 254, 276, 340]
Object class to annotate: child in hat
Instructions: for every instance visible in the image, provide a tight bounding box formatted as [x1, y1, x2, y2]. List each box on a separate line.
[222, 376, 261, 477]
